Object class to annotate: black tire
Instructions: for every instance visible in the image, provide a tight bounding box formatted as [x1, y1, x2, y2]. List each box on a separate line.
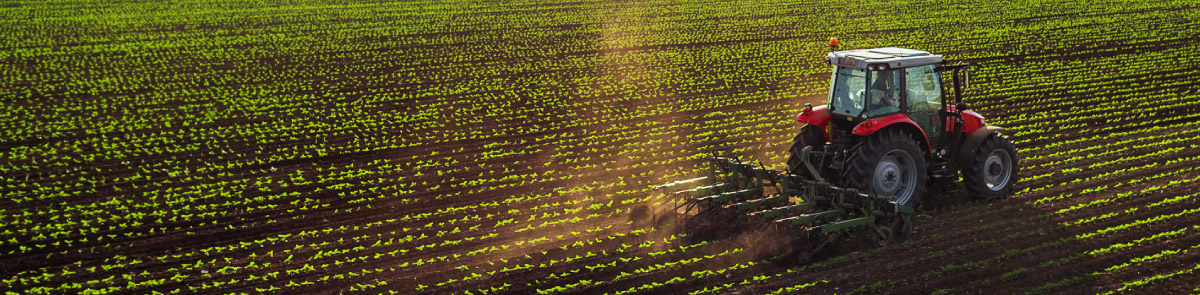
[964, 134, 1019, 200]
[842, 128, 928, 207]
[787, 125, 827, 176]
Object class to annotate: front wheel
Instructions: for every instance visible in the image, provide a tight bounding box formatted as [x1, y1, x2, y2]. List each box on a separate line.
[842, 129, 928, 207]
[964, 134, 1020, 200]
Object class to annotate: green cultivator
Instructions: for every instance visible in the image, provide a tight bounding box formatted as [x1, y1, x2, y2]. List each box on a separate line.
[664, 150, 914, 259]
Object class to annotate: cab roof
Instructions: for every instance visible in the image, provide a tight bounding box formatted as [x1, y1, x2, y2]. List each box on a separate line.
[825, 47, 944, 70]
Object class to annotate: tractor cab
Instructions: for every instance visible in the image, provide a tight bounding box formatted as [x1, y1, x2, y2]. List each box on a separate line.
[823, 47, 953, 144]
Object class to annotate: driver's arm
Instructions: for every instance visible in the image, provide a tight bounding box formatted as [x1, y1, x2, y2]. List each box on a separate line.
[883, 94, 896, 106]
[869, 89, 894, 107]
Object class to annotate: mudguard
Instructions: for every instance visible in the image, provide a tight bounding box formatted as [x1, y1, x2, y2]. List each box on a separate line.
[850, 113, 932, 157]
[796, 104, 832, 138]
[958, 126, 1005, 165]
[960, 110, 985, 134]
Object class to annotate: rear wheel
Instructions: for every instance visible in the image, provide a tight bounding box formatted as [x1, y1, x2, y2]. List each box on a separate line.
[843, 129, 928, 207]
[787, 125, 827, 176]
[964, 134, 1019, 200]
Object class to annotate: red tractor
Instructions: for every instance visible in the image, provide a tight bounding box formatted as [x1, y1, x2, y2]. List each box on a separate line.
[667, 39, 1019, 256]
[789, 39, 1020, 207]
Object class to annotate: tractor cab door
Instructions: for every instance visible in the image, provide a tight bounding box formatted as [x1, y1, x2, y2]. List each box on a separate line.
[903, 65, 944, 144]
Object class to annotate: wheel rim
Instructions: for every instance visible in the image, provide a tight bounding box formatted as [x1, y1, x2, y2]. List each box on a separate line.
[873, 149, 917, 204]
[876, 227, 893, 246]
[984, 150, 1013, 191]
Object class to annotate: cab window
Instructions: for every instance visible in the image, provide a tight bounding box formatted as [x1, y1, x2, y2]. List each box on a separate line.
[866, 69, 901, 117]
[905, 65, 942, 111]
[905, 65, 943, 141]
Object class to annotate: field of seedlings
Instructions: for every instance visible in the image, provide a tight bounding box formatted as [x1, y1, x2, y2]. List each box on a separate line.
[3, 0, 1200, 293]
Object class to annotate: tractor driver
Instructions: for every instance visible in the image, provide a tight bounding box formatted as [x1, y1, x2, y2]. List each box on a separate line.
[868, 70, 899, 112]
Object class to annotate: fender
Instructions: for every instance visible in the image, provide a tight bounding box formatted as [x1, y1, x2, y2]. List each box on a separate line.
[851, 113, 932, 157]
[960, 110, 985, 134]
[958, 126, 1005, 165]
[796, 104, 832, 138]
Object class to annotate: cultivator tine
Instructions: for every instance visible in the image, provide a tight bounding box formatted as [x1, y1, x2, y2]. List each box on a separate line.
[807, 231, 837, 260]
[895, 203, 915, 233]
[677, 199, 699, 215]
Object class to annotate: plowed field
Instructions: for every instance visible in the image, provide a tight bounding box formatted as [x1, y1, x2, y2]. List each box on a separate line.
[3, 0, 1199, 294]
